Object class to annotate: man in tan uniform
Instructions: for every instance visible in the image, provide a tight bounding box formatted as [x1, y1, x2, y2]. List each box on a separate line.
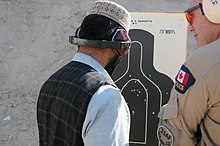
[157, 0, 220, 145]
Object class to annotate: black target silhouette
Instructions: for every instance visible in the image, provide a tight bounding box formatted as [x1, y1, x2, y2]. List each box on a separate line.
[112, 29, 174, 146]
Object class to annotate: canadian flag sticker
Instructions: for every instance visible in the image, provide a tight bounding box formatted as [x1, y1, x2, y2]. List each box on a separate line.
[175, 65, 196, 94]
[176, 70, 189, 85]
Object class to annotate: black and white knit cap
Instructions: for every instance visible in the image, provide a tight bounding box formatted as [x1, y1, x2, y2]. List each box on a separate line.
[88, 0, 131, 32]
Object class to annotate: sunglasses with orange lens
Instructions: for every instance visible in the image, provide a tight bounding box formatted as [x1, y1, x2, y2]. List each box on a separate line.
[184, 3, 204, 25]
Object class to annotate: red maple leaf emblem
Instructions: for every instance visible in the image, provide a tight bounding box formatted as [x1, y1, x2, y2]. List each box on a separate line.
[179, 72, 183, 79]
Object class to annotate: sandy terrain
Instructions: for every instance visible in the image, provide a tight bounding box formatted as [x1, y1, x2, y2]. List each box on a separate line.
[0, 92, 38, 146]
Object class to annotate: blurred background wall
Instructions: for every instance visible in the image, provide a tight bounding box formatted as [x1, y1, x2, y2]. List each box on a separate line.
[0, 0, 196, 145]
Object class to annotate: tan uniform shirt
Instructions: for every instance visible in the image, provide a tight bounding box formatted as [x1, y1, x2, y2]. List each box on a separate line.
[157, 39, 220, 146]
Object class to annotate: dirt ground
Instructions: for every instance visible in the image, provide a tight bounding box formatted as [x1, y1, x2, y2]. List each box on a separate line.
[0, 91, 39, 146]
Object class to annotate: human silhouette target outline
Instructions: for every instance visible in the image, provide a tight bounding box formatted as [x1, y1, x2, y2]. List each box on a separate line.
[112, 13, 187, 146]
[112, 29, 174, 146]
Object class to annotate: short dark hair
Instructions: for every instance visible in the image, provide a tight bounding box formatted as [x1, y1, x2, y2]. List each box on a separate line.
[79, 14, 123, 41]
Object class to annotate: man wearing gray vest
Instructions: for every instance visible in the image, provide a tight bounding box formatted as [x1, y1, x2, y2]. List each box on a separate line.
[157, 0, 220, 145]
[37, 1, 132, 146]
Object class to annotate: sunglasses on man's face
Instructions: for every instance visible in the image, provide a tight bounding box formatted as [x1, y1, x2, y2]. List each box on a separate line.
[184, 3, 205, 25]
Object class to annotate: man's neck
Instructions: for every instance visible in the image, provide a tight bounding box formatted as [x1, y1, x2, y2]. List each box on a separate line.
[78, 46, 114, 68]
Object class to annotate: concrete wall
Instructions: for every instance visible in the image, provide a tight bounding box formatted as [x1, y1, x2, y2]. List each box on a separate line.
[0, 0, 197, 145]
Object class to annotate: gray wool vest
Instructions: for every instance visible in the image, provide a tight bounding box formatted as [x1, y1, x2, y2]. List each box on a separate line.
[37, 61, 112, 146]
